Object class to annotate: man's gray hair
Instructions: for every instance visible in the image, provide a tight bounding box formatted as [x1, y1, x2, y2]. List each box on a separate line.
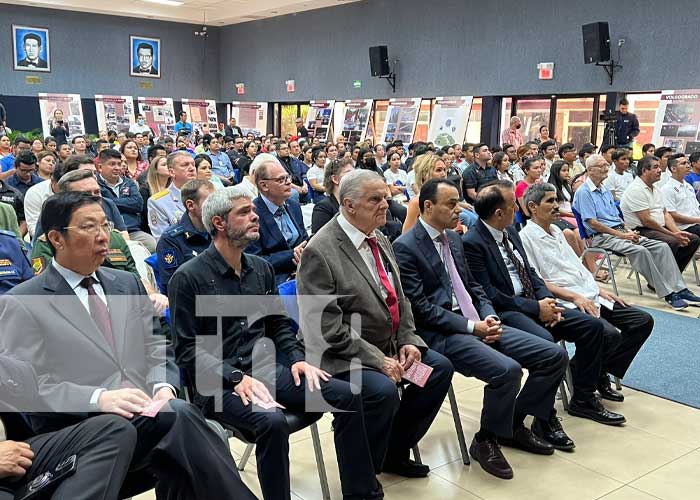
[510, 115, 520, 124]
[585, 153, 607, 170]
[57, 169, 95, 192]
[523, 182, 556, 210]
[251, 153, 281, 183]
[166, 150, 193, 169]
[202, 185, 252, 236]
[338, 169, 383, 206]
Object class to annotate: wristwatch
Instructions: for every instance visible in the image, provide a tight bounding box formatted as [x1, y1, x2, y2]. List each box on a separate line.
[229, 369, 244, 387]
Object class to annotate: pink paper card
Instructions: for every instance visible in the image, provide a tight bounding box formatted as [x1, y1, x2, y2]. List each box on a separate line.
[140, 399, 169, 417]
[402, 361, 433, 388]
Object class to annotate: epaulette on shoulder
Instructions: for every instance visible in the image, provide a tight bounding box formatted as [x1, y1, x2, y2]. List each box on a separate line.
[151, 189, 169, 201]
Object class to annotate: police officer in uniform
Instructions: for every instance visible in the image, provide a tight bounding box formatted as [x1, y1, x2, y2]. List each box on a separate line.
[156, 179, 214, 293]
[148, 151, 197, 239]
[0, 229, 33, 294]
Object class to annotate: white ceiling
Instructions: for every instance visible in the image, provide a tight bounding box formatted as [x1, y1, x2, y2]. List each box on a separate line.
[5, 0, 360, 26]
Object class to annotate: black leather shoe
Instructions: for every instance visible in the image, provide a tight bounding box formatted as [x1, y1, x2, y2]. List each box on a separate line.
[597, 375, 624, 402]
[343, 480, 384, 500]
[382, 458, 429, 478]
[568, 398, 626, 426]
[499, 425, 554, 455]
[469, 436, 513, 480]
[532, 411, 575, 451]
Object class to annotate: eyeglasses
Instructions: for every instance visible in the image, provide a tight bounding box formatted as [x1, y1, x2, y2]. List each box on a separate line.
[261, 175, 292, 184]
[63, 221, 115, 235]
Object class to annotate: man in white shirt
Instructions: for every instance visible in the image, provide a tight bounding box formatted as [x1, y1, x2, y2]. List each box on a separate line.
[603, 149, 634, 201]
[128, 114, 153, 135]
[654, 147, 673, 187]
[521, 182, 653, 404]
[660, 153, 700, 241]
[621, 156, 700, 273]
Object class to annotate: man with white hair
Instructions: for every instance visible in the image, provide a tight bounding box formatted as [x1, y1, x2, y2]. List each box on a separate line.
[169, 186, 383, 500]
[501, 116, 523, 148]
[573, 154, 700, 310]
[246, 153, 308, 284]
[297, 169, 454, 480]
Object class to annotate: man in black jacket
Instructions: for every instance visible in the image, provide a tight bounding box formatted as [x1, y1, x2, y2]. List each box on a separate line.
[614, 98, 640, 148]
[169, 186, 383, 500]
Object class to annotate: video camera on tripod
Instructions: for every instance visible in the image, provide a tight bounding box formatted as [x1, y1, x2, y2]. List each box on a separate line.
[600, 109, 618, 147]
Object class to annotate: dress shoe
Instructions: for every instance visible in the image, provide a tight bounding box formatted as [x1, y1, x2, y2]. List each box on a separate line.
[532, 411, 575, 451]
[343, 480, 384, 500]
[469, 436, 513, 480]
[499, 425, 554, 455]
[568, 397, 626, 426]
[382, 458, 429, 478]
[597, 375, 624, 402]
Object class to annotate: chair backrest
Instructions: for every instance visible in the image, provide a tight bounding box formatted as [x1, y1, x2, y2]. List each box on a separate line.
[278, 279, 300, 332]
[571, 207, 589, 241]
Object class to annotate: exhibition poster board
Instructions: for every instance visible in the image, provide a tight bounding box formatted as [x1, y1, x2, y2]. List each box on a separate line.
[137, 97, 175, 138]
[305, 100, 335, 142]
[38, 93, 85, 140]
[380, 97, 421, 145]
[651, 89, 700, 154]
[95, 95, 136, 134]
[428, 96, 473, 148]
[181, 98, 218, 135]
[340, 99, 373, 144]
[230, 101, 268, 137]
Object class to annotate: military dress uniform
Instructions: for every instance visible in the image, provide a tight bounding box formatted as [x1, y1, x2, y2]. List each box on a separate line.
[0, 230, 33, 294]
[30, 230, 138, 276]
[148, 184, 185, 240]
[156, 212, 211, 293]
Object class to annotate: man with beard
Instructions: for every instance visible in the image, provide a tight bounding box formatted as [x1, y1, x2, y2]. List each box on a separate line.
[169, 186, 383, 500]
[501, 116, 523, 148]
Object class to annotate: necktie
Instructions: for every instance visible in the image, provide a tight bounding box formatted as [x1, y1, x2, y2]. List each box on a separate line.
[275, 206, 294, 244]
[501, 232, 535, 299]
[79, 277, 116, 352]
[439, 233, 480, 322]
[365, 237, 400, 333]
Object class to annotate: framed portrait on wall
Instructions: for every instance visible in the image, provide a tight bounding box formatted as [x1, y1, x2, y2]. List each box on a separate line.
[12, 25, 51, 72]
[130, 35, 160, 78]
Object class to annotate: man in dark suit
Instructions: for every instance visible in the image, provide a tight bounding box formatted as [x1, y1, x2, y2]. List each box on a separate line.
[247, 153, 308, 284]
[132, 42, 158, 75]
[0, 191, 256, 500]
[224, 117, 243, 139]
[462, 180, 626, 427]
[393, 179, 570, 479]
[16, 33, 48, 69]
[0, 353, 135, 500]
[297, 169, 454, 479]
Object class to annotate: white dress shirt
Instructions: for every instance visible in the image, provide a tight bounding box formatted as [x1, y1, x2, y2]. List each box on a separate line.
[481, 221, 524, 296]
[620, 176, 666, 229]
[660, 177, 700, 230]
[24, 180, 54, 238]
[337, 213, 389, 299]
[603, 168, 634, 200]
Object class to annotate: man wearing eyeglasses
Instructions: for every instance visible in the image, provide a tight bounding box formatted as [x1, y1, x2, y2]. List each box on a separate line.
[247, 153, 308, 285]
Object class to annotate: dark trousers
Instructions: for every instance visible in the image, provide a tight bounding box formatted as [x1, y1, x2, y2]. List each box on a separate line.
[211, 364, 378, 500]
[129, 399, 256, 500]
[335, 349, 454, 471]
[599, 303, 654, 379]
[0, 415, 134, 500]
[637, 225, 700, 273]
[500, 308, 604, 403]
[430, 327, 567, 438]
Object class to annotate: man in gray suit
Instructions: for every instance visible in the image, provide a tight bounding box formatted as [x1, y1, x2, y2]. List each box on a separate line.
[0, 191, 256, 500]
[297, 169, 454, 479]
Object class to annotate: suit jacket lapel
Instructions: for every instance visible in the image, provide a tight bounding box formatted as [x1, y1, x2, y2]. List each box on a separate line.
[42, 266, 117, 361]
[414, 222, 450, 288]
[257, 199, 285, 248]
[476, 221, 514, 292]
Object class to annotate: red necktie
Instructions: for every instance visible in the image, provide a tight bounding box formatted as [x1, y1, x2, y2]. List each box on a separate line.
[79, 277, 116, 352]
[365, 237, 400, 333]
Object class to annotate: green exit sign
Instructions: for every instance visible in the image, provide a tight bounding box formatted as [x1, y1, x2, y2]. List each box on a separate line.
[353, 80, 362, 88]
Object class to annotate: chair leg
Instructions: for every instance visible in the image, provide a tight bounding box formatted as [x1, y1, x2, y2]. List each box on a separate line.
[238, 442, 254, 471]
[604, 253, 619, 296]
[559, 341, 572, 411]
[310, 422, 331, 500]
[693, 258, 700, 286]
[634, 270, 643, 295]
[614, 376, 622, 391]
[447, 385, 470, 465]
[412, 445, 422, 464]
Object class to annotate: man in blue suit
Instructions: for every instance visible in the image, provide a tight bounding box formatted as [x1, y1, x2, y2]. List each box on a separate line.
[247, 153, 308, 284]
[393, 179, 569, 480]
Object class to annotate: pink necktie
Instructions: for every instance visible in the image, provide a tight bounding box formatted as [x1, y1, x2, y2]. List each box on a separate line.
[439, 233, 480, 322]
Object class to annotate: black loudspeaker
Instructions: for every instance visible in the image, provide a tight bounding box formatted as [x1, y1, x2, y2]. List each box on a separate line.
[582, 22, 610, 64]
[369, 46, 390, 77]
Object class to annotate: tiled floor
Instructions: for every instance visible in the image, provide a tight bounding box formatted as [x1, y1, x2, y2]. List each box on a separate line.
[131, 260, 700, 500]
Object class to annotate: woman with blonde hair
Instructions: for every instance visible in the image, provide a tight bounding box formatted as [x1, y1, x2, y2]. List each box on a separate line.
[139, 156, 171, 232]
[402, 152, 449, 233]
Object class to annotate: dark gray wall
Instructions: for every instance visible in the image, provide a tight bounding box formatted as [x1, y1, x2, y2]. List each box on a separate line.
[219, 0, 697, 102]
[1, 5, 220, 99]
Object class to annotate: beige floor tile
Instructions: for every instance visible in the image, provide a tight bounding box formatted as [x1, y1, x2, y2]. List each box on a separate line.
[451, 375, 486, 393]
[598, 486, 663, 500]
[413, 405, 480, 468]
[630, 448, 700, 500]
[383, 473, 482, 499]
[433, 450, 622, 500]
[554, 417, 694, 483]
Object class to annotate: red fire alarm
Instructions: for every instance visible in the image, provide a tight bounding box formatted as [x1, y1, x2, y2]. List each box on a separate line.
[538, 62, 554, 80]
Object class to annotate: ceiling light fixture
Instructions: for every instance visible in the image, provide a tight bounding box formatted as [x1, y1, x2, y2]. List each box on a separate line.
[143, 0, 184, 6]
